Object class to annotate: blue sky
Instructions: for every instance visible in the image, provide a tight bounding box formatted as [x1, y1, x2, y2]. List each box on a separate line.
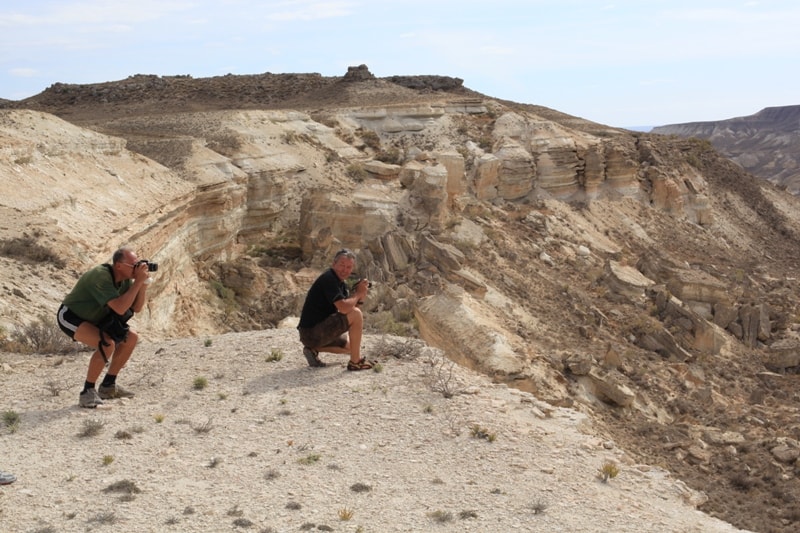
[1, 1, 798, 128]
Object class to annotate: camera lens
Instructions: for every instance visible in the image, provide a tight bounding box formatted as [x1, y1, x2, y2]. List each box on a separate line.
[148, 263, 159, 272]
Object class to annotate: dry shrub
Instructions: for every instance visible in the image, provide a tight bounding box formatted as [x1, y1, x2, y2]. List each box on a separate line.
[0, 236, 66, 268]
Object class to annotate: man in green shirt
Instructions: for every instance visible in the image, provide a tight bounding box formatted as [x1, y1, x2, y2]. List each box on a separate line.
[57, 247, 151, 408]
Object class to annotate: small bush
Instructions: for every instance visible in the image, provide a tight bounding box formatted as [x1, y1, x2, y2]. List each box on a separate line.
[102, 455, 114, 466]
[0, 236, 66, 268]
[87, 511, 117, 525]
[338, 507, 354, 520]
[2, 410, 20, 433]
[597, 460, 620, 483]
[298, 453, 321, 465]
[423, 355, 463, 399]
[350, 482, 372, 493]
[427, 510, 454, 523]
[193, 376, 208, 390]
[470, 424, 497, 442]
[358, 128, 381, 150]
[530, 499, 548, 514]
[78, 418, 105, 438]
[3, 316, 76, 355]
[266, 348, 283, 362]
[346, 163, 368, 182]
[376, 147, 403, 165]
[103, 479, 141, 494]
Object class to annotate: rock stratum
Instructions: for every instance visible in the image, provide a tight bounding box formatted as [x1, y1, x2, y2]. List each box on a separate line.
[1, 65, 800, 532]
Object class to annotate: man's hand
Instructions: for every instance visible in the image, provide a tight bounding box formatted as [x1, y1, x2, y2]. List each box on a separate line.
[133, 262, 150, 283]
[356, 278, 370, 297]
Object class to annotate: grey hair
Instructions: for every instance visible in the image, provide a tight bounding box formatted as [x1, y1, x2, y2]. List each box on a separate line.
[112, 247, 134, 264]
[333, 248, 356, 262]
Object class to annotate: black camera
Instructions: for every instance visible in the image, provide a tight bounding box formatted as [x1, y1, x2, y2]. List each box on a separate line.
[136, 260, 159, 272]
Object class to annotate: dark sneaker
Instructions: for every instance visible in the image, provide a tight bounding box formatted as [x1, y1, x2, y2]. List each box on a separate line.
[0, 471, 16, 485]
[98, 384, 135, 399]
[303, 347, 326, 367]
[79, 388, 104, 408]
[347, 358, 374, 371]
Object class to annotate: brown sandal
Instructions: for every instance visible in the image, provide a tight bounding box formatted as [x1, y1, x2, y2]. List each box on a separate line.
[347, 358, 373, 371]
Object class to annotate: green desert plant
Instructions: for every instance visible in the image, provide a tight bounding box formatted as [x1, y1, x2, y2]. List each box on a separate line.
[597, 460, 620, 483]
[2, 410, 20, 429]
[266, 348, 283, 362]
[192, 376, 208, 390]
[298, 453, 321, 465]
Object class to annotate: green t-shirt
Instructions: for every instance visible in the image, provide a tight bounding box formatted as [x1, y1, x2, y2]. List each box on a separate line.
[62, 264, 133, 324]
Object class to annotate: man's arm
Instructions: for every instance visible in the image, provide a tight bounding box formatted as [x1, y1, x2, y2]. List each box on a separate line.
[107, 264, 149, 315]
[334, 279, 368, 314]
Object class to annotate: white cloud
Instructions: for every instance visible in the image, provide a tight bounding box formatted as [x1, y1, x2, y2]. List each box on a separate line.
[9, 67, 37, 78]
[264, 1, 355, 22]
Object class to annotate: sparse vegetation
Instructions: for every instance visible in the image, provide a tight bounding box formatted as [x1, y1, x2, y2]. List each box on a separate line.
[78, 418, 105, 438]
[358, 128, 381, 150]
[266, 348, 283, 362]
[87, 511, 118, 525]
[44, 380, 66, 396]
[350, 482, 372, 493]
[298, 452, 321, 465]
[423, 355, 463, 399]
[103, 479, 141, 495]
[193, 376, 208, 390]
[597, 460, 620, 483]
[102, 455, 114, 466]
[427, 510, 454, 523]
[0, 235, 66, 268]
[530, 500, 548, 514]
[0, 316, 77, 354]
[470, 424, 497, 442]
[346, 162, 368, 181]
[3, 410, 20, 432]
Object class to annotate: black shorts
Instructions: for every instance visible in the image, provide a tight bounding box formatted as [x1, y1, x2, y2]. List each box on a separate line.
[56, 304, 84, 340]
[298, 313, 349, 350]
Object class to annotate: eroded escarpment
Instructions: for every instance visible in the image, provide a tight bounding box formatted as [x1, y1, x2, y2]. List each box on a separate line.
[2, 72, 800, 532]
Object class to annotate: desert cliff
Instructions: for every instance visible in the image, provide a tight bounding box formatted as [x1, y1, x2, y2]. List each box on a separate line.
[1, 66, 799, 532]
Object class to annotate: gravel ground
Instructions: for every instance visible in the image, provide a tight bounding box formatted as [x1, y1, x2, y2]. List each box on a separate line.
[1, 327, 750, 533]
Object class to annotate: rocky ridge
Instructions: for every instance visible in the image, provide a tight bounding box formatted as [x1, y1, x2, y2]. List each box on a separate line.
[1, 66, 800, 532]
[652, 105, 800, 195]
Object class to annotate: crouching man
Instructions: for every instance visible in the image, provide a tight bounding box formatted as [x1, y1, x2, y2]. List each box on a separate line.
[57, 247, 151, 408]
[297, 248, 374, 370]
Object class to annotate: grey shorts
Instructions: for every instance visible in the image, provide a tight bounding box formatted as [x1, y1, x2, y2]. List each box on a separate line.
[298, 313, 348, 350]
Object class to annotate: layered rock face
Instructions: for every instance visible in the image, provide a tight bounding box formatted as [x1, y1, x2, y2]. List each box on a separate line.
[0, 94, 796, 385]
[4, 73, 800, 533]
